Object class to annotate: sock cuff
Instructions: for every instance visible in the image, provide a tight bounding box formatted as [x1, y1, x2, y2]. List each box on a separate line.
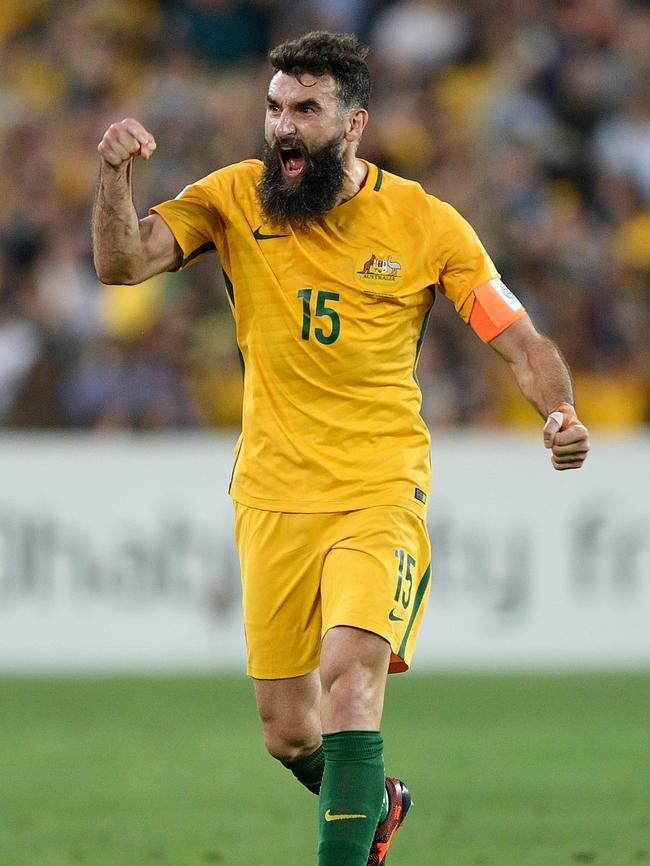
[280, 744, 324, 772]
[322, 730, 384, 762]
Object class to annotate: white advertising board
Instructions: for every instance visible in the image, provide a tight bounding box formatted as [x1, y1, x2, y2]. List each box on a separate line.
[0, 433, 648, 671]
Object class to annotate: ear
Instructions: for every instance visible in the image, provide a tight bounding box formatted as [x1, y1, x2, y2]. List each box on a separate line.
[344, 108, 369, 143]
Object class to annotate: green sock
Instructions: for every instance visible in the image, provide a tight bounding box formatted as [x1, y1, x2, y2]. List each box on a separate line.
[318, 731, 385, 866]
[281, 745, 325, 795]
[280, 744, 389, 819]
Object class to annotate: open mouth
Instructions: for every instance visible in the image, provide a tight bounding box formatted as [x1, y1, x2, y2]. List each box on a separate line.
[279, 145, 307, 179]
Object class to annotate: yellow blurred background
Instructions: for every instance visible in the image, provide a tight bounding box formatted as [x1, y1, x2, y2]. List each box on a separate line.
[1, 0, 648, 432]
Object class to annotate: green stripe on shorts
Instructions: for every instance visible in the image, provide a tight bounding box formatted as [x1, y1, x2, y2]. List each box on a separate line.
[397, 562, 431, 659]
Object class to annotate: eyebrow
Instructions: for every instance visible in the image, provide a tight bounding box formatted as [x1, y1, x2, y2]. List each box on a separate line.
[266, 95, 324, 111]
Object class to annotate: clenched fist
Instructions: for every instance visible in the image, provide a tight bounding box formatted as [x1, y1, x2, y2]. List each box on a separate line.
[543, 401, 590, 470]
[97, 117, 156, 167]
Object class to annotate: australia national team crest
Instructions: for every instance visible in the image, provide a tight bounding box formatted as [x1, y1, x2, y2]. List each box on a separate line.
[357, 252, 402, 282]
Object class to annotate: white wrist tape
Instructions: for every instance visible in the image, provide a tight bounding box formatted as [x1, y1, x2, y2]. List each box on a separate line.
[547, 411, 564, 429]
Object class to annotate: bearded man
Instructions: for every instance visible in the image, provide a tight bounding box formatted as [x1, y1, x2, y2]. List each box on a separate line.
[92, 30, 590, 866]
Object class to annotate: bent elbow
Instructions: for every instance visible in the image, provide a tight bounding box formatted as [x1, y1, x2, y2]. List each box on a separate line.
[96, 268, 118, 285]
[94, 258, 140, 286]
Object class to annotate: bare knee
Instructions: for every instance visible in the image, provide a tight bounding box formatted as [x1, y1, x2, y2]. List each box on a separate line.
[254, 673, 321, 763]
[260, 710, 320, 762]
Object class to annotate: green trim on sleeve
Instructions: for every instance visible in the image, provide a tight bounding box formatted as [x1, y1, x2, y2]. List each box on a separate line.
[181, 241, 216, 268]
[373, 168, 384, 192]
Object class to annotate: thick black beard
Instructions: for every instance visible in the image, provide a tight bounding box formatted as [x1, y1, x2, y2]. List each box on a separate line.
[257, 135, 346, 231]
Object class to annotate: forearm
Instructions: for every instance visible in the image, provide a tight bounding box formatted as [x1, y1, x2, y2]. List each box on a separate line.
[489, 315, 589, 468]
[490, 316, 574, 418]
[92, 160, 146, 285]
[504, 331, 575, 418]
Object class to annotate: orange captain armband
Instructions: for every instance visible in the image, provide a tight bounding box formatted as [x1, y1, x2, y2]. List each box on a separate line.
[469, 278, 526, 342]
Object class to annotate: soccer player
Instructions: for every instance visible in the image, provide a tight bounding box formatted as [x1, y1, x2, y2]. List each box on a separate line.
[92, 31, 590, 866]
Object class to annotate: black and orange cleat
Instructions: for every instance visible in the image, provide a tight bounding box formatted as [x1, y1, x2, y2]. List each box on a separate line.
[367, 777, 412, 865]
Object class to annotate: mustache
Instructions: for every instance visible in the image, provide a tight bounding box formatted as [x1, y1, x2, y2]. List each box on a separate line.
[272, 137, 309, 158]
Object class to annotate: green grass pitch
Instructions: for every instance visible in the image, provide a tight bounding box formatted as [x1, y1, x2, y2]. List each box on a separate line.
[1, 672, 649, 865]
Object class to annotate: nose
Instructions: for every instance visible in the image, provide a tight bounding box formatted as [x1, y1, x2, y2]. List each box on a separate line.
[275, 110, 296, 139]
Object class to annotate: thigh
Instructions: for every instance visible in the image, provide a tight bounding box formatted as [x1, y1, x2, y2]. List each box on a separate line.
[235, 504, 329, 679]
[321, 507, 431, 673]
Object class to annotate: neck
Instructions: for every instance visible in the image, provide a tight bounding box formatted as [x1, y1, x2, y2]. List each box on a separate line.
[335, 156, 368, 206]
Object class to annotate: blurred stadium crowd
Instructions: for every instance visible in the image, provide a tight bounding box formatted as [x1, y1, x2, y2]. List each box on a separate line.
[1, 0, 648, 431]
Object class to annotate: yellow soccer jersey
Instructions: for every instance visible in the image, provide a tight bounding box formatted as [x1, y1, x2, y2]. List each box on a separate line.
[152, 160, 519, 516]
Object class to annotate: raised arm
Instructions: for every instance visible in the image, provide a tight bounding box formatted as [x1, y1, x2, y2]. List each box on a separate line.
[489, 315, 590, 470]
[92, 118, 182, 285]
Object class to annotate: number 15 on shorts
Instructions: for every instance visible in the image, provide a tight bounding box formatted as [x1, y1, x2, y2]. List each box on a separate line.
[393, 548, 415, 614]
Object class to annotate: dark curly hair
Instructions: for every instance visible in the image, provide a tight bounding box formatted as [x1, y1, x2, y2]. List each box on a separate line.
[268, 31, 371, 110]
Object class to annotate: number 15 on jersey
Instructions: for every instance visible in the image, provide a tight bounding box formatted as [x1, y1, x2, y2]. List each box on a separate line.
[297, 288, 340, 345]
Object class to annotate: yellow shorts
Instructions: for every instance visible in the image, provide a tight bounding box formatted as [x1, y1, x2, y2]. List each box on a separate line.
[234, 503, 431, 679]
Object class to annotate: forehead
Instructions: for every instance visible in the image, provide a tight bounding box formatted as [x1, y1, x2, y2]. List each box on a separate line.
[267, 70, 339, 106]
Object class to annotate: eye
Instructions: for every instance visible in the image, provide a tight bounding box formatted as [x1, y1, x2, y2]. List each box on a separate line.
[267, 104, 280, 114]
[300, 106, 314, 114]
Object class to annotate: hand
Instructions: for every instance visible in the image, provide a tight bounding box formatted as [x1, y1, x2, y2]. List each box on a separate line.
[543, 402, 590, 470]
[97, 118, 157, 168]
